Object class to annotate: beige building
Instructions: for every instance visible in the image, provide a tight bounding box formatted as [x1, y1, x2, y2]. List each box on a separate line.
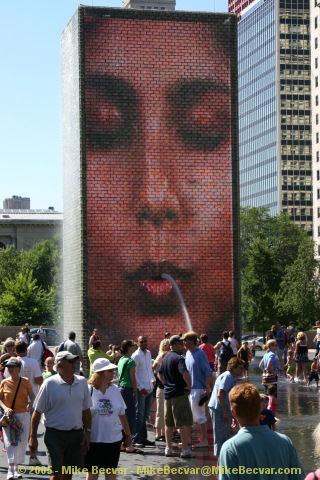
[0, 209, 62, 250]
[122, 0, 175, 11]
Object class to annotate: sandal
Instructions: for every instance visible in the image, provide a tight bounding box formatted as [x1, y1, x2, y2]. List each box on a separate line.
[155, 435, 165, 441]
[126, 447, 144, 454]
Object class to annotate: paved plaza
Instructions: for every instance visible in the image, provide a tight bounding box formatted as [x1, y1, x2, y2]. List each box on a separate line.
[0, 352, 317, 479]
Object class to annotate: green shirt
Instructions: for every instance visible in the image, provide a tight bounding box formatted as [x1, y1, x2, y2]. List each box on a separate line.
[87, 348, 115, 376]
[118, 356, 136, 387]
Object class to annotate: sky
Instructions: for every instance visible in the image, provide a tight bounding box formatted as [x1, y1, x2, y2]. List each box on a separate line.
[0, 0, 228, 211]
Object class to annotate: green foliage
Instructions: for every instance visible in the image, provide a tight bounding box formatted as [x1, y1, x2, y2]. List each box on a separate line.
[0, 237, 61, 326]
[0, 270, 54, 326]
[275, 238, 320, 328]
[0, 246, 21, 295]
[241, 207, 318, 333]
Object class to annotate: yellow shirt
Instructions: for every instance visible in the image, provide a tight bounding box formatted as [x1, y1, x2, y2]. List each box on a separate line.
[0, 377, 32, 413]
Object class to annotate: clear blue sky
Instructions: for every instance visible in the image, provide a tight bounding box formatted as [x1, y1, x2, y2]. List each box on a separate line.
[0, 0, 227, 211]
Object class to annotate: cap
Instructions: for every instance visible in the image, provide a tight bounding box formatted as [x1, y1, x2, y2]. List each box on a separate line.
[6, 357, 22, 368]
[0, 353, 13, 366]
[92, 358, 118, 373]
[55, 351, 79, 364]
[169, 335, 184, 346]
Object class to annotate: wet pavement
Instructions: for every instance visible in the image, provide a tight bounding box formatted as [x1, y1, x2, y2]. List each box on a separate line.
[0, 359, 318, 479]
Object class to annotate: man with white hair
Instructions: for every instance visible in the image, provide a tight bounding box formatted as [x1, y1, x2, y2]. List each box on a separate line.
[29, 352, 92, 480]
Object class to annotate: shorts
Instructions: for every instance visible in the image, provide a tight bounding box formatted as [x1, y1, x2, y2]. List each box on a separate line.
[85, 441, 122, 470]
[189, 389, 208, 424]
[164, 392, 193, 428]
[276, 348, 284, 358]
[44, 427, 84, 473]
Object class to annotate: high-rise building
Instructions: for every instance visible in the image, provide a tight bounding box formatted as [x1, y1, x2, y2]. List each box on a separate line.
[228, 0, 255, 20]
[311, 1, 320, 258]
[3, 196, 30, 210]
[232, 0, 312, 233]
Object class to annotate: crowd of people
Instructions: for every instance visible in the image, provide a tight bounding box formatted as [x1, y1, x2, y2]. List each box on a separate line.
[0, 324, 320, 479]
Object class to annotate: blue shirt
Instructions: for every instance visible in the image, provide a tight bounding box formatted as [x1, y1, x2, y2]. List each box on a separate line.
[185, 347, 212, 389]
[208, 371, 235, 415]
[263, 351, 278, 373]
[276, 327, 285, 349]
[219, 425, 304, 480]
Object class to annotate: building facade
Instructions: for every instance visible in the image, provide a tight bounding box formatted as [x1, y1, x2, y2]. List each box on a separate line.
[3, 196, 30, 210]
[311, 0, 320, 257]
[0, 209, 62, 250]
[122, 0, 175, 10]
[234, 0, 312, 233]
[228, 0, 255, 19]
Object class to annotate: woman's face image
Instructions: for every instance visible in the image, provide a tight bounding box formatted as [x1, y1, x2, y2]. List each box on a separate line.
[84, 16, 237, 353]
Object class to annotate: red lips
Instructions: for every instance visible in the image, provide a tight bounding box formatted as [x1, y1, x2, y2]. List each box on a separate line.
[138, 279, 174, 299]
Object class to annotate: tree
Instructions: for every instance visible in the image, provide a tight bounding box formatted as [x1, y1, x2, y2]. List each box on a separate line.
[0, 270, 54, 326]
[0, 237, 62, 326]
[275, 238, 320, 328]
[241, 237, 279, 334]
[0, 246, 21, 295]
[240, 207, 318, 333]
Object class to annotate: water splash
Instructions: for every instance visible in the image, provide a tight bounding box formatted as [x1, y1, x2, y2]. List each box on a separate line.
[161, 273, 192, 331]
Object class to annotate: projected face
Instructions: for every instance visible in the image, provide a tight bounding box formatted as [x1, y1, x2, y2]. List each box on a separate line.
[84, 17, 236, 353]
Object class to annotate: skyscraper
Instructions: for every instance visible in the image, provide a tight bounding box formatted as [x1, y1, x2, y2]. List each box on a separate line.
[228, 0, 255, 20]
[311, 1, 320, 257]
[232, 0, 312, 233]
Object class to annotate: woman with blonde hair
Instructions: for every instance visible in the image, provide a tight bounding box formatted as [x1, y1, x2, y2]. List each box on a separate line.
[152, 338, 170, 440]
[1, 339, 16, 359]
[259, 339, 278, 395]
[294, 331, 309, 382]
[85, 358, 141, 480]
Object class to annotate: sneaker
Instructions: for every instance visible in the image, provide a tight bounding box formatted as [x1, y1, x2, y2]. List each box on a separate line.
[29, 456, 42, 466]
[165, 447, 173, 457]
[7, 469, 14, 480]
[13, 469, 22, 479]
[192, 440, 208, 448]
[180, 448, 196, 458]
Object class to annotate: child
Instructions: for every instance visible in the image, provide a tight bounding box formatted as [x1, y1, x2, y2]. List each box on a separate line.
[267, 385, 278, 415]
[285, 349, 295, 383]
[237, 341, 251, 378]
[259, 394, 276, 430]
[250, 340, 256, 359]
[307, 356, 319, 387]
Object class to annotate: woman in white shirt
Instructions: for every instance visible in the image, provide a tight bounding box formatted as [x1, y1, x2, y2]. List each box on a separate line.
[85, 358, 141, 480]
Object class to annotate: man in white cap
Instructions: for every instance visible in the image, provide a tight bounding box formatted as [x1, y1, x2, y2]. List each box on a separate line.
[29, 352, 92, 480]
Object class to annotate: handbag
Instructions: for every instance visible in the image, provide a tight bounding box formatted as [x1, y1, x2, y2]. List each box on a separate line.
[0, 377, 22, 427]
[262, 371, 277, 385]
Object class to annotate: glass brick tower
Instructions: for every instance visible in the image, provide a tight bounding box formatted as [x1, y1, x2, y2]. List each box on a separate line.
[231, 0, 312, 233]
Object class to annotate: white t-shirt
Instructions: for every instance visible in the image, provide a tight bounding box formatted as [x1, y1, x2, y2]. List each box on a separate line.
[28, 340, 47, 367]
[90, 384, 126, 443]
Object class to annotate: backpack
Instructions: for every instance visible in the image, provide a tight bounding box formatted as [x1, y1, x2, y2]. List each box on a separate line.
[42, 342, 54, 366]
[57, 342, 65, 353]
[219, 341, 234, 361]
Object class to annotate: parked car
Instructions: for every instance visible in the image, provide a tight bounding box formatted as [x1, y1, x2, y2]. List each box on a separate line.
[247, 336, 265, 351]
[29, 327, 63, 346]
[242, 334, 258, 341]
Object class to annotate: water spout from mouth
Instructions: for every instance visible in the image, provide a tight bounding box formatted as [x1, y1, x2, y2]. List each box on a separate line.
[161, 273, 192, 331]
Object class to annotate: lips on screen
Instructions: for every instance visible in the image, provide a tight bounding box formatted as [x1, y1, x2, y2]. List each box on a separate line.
[83, 16, 235, 340]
